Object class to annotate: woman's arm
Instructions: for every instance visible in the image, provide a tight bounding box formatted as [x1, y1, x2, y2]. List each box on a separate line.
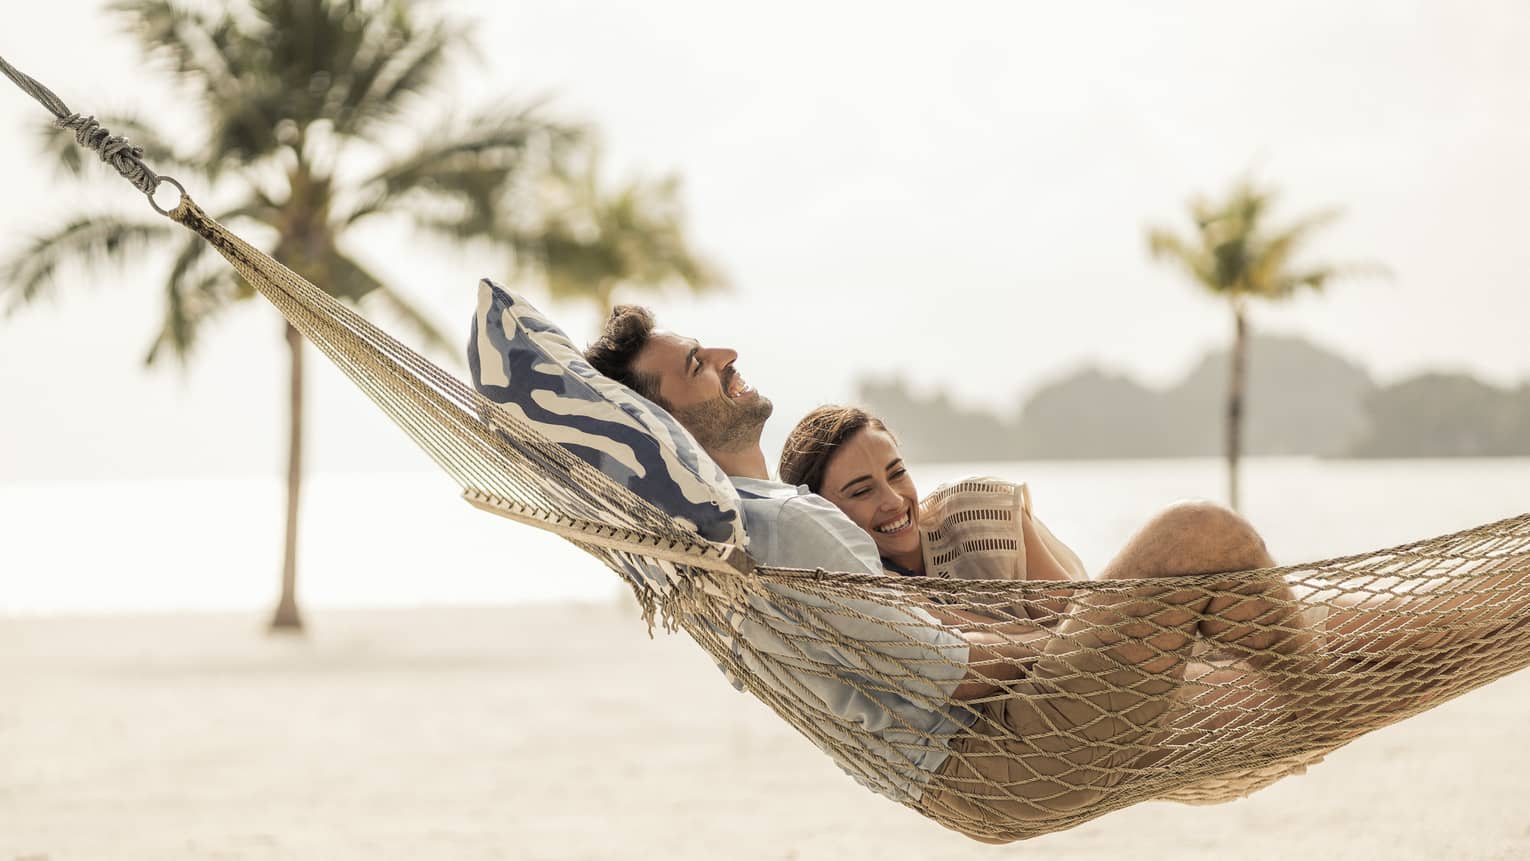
[1017, 505, 1087, 622]
[920, 599, 1053, 699]
[951, 628, 1049, 700]
[922, 602, 1045, 638]
[1020, 510, 1076, 582]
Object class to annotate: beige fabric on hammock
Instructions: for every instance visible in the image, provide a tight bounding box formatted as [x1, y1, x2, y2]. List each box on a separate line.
[145, 195, 1530, 843]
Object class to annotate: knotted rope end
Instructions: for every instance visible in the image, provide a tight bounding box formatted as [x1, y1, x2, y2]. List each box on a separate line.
[55, 112, 158, 196]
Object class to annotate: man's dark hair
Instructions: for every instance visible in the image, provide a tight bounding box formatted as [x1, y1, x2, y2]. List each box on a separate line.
[584, 305, 668, 409]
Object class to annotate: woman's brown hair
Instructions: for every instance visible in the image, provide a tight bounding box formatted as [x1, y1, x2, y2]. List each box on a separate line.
[778, 405, 891, 494]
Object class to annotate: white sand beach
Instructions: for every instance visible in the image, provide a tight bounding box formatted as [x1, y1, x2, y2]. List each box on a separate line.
[4, 602, 1528, 860]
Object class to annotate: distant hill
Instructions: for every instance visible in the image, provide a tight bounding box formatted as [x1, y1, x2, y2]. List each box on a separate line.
[1345, 374, 1530, 457]
[857, 335, 1530, 461]
[856, 378, 1020, 463]
[1014, 367, 1191, 458]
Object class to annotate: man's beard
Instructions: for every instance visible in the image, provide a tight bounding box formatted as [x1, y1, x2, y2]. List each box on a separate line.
[672, 393, 774, 454]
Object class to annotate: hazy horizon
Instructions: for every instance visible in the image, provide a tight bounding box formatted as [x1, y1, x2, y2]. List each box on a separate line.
[7, 456, 1526, 615]
[3, 1, 1528, 481]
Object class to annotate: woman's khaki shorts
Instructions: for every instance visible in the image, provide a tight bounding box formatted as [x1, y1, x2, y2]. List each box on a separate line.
[918, 649, 1173, 843]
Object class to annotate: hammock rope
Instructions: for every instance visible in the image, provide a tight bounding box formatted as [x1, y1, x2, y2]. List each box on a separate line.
[0, 54, 161, 197]
[7, 54, 1530, 843]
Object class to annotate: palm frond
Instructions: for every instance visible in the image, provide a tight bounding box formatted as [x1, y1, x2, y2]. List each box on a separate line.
[111, 0, 280, 169]
[142, 200, 272, 365]
[1226, 180, 1275, 233]
[163, 229, 211, 293]
[314, 245, 380, 303]
[364, 283, 456, 359]
[1247, 207, 1344, 291]
[143, 263, 250, 366]
[1188, 195, 1221, 230]
[1, 215, 171, 315]
[1146, 227, 1217, 290]
[1267, 262, 1391, 299]
[331, 252, 453, 356]
[112, 0, 231, 83]
[540, 168, 726, 306]
[343, 106, 583, 236]
[1149, 178, 1384, 304]
[322, 3, 462, 138]
[541, 230, 620, 302]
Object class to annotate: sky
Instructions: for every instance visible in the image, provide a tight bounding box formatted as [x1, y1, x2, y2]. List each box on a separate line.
[2, 0, 1528, 481]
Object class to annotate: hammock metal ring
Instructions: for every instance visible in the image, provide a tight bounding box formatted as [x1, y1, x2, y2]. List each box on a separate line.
[148, 175, 186, 217]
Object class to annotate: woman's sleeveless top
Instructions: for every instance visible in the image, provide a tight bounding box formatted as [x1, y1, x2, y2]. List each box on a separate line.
[917, 477, 1087, 581]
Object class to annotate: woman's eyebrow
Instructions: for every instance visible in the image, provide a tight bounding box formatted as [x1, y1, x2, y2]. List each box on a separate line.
[886, 458, 903, 471]
[838, 474, 873, 494]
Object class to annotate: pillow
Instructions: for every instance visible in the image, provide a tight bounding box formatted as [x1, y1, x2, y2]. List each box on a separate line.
[466, 278, 745, 549]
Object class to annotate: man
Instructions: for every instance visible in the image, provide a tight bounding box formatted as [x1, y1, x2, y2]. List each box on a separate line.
[582, 305, 1302, 835]
[584, 306, 976, 802]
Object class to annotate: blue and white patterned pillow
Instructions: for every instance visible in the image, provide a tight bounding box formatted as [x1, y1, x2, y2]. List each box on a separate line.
[467, 279, 745, 549]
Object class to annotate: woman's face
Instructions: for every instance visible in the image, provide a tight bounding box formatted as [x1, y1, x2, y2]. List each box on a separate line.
[818, 427, 921, 567]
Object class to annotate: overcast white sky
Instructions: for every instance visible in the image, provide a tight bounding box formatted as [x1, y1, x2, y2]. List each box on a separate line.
[2, 0, 1528, 481]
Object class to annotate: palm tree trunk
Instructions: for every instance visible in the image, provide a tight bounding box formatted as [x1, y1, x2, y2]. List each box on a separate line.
[1226, 301, 1248, 513]
[270, 321, 306, 632]
[596, 281, 616, 319]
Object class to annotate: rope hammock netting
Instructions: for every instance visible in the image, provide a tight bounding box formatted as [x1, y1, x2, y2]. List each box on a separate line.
[7, 54, 1530, 844]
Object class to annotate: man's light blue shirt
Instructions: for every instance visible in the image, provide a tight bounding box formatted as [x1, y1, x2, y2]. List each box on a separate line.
[727, 476, 976, 803]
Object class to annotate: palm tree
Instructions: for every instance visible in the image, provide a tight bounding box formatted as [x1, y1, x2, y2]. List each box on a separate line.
[1147, 179, 1381, 512]
[539, 156, 726, 316]
[2, 0, 589, 632]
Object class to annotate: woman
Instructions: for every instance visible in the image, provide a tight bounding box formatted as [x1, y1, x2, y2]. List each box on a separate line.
[779, 406, 1085, 612]
[775, 406, 1322, 838]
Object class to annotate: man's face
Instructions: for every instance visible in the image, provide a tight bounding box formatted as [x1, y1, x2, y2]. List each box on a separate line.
[631, 330, 773, 454]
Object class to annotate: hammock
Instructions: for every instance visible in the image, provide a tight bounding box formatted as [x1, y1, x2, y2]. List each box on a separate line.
[7, 56, 1530, 844]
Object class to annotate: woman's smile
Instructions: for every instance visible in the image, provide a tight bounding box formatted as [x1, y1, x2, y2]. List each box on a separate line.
[874, 508, 913, 535]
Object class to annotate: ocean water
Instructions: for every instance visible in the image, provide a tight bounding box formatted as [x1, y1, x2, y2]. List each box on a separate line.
[2, 458, 1526, 615]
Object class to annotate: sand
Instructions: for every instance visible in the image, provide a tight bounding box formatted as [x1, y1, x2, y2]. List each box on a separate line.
[4, 603, 1528, 860]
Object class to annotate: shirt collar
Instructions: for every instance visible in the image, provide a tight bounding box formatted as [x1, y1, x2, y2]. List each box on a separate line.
[881, 557, 922, 577]
[730, 475, 808, 500]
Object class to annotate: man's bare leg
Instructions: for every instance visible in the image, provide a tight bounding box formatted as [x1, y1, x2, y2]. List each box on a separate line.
[1314, 561, 1530, 656]
[1056, 500, 1295, 661]
[1020, 503, 1285, 727]
[961, 502, 1296, 819]
[977, 510, 1527, 823]
[1027, 502, 1312, 738]
[1096, 500, 1308, 655]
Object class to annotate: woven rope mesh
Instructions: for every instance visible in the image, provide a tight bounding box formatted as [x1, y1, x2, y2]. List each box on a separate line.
[169, 197, 1530, 843]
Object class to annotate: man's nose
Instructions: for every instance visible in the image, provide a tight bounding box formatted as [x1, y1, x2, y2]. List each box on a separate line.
[698, 346, 738, 368]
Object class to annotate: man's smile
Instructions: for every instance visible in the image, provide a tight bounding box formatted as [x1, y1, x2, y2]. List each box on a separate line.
[724, 365, 755, 400]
